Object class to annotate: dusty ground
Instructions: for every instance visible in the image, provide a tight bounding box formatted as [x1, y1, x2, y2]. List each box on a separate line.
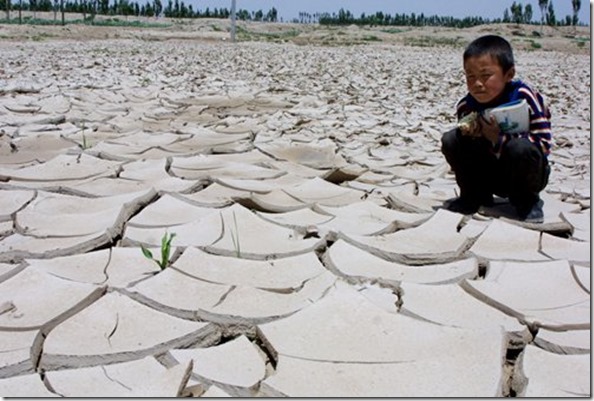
[0, 16, 590, 397]
[0, 13, 591, 53]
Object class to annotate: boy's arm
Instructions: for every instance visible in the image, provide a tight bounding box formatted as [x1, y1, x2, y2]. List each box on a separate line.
[518, 86, 552, 156]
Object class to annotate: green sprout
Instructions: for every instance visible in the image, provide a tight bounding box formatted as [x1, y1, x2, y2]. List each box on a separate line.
[141, 232, 176, 270]
[229, 212, 241, 258]
[80, 122, 89, 150]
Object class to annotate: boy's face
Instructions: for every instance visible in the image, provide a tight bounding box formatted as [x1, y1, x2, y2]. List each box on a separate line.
[464, 54, 515, 104]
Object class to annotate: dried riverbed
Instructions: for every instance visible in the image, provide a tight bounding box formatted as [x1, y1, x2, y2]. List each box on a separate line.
[0, 23, 590, 396]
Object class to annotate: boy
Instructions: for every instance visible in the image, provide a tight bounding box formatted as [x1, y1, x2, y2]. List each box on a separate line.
[441, 35, 552, 223]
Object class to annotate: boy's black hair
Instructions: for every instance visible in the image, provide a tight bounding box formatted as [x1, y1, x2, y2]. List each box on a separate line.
[463, 35, 515, 72]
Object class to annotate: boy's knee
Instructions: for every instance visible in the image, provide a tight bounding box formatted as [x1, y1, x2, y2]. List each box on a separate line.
[504, 137, 542, 160]
[441, 128, 459, 153]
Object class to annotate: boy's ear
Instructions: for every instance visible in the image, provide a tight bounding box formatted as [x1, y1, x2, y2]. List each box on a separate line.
[505, 66, 516, 81]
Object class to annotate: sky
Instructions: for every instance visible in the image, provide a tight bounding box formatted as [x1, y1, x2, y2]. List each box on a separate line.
[185, 0, 591, 25]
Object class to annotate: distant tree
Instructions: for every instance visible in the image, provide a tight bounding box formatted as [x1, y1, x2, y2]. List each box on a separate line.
[563, 15, 571, 25]
[263, 6, 277, 22]
[503, 8, 510, 23]
[153, 0, 161, 17]
[236, 9, 249, 20]
[538, 0, 548, 31]
[253, 9, 262, 21]
[337, 8, 353, 24]
[37, 0, 52, 11]
[546, 0, 556, 25]
[90, 0, 98, 19]
[375, 11, 384, 25]
[524, 4, 533, 23]
[98, 0, 107, 14]
[118, 0, 131, 18]
[29, 0, 36, 18]
[510, 2, 523, 24]
[179, 0, 188, 18]
[316, 7, 496, 28]
[571, 0, 581, 26]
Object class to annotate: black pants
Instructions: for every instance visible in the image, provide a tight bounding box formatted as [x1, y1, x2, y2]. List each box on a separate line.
[441, 128, 550, 212]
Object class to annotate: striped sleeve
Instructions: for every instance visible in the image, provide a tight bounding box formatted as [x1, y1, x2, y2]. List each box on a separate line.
[518, 85, 552, 156]
[455, 98, 468, 119]
[456, 98, 479, 123]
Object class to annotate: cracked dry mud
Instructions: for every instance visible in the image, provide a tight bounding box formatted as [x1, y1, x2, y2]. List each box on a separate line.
[0, 21, 590, 397]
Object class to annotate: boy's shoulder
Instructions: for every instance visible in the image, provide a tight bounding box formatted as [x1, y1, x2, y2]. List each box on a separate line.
[510, 79, 548, 108]
[510, 79, 543, 97]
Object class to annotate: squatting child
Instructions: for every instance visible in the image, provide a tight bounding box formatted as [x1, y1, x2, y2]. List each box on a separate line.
[441, 34, 552, 223]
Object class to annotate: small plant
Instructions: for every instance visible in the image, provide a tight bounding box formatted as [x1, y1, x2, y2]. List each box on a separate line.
[80, 122, 89, 150]
[362, 35, 381, 42]
[574, 37, 589, 48]
[229, 212, 241, 257]
[382, 28, 405, 34]
[141, 232, 176, 270]
[403, 35, 461, 48]
[511, 29, 525, 37]
[31, 33, 50, 41]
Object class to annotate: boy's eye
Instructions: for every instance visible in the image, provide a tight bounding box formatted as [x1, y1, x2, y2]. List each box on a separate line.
[466, 73, 492, 83]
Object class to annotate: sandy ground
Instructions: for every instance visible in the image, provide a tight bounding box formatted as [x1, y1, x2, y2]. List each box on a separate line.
[0, 13, 591, 52]
[0, 18, 590, 397]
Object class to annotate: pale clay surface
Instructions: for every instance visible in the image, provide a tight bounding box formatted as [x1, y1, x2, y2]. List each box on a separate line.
[0, 18, 589, 397]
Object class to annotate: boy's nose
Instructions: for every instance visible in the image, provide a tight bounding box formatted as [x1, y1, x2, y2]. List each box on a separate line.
[472, 79, 485, 89]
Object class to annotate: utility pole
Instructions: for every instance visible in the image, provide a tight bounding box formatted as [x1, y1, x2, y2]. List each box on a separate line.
[230, 0, 236, 42]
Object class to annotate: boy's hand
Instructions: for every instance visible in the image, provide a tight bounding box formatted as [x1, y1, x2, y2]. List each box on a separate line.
[457, 112, 482, 137]
[479, 114, 500, 146]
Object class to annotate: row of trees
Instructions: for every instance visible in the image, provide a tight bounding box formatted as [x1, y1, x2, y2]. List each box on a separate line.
[315, 0, 582, 27]
[315, 9, 492, 28]
[505, 0, 582, 26]
[0, 0, 279, 21]
[0, 0, 583, 27]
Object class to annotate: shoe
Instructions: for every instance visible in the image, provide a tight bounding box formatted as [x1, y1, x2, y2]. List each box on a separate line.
[518, 199, 544, 223]
[446, 197, 480, 215]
